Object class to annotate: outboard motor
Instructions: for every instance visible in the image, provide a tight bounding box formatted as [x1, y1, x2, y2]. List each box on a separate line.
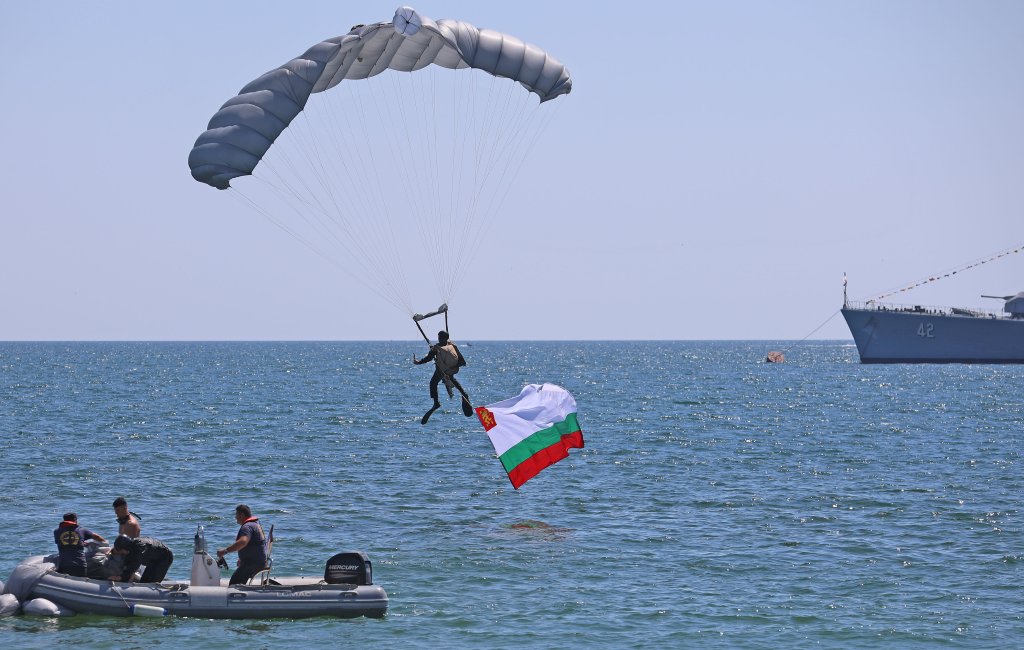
[324, 551, 373, 586]
[190, 525, 221, 586]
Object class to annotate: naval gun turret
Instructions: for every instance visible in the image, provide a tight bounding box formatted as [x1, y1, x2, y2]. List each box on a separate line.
[982, 292, 1024, 319]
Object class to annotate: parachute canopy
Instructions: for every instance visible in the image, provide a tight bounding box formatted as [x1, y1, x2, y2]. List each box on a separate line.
[187, 7, 571, 315]
[189, 6, 572, 190]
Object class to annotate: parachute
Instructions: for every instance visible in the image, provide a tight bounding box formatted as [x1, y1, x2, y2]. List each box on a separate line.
[188, 6, 572, 315]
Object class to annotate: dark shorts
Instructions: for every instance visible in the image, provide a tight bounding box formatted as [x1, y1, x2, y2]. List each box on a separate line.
[229, 561, 264, 586]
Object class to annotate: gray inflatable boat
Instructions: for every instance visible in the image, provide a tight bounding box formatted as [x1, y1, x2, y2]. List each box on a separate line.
[6, 527, 387, 619]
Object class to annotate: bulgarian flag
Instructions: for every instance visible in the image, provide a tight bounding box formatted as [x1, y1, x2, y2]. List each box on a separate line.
[476, 383, 584, 489]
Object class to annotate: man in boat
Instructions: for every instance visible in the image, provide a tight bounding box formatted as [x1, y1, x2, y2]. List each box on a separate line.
[112, 496, 141, 538]
[53, 513, 108, 577]
[216, 504, 269, 585]
[413, 330, 469, 423]
[109, 534, 174, 583]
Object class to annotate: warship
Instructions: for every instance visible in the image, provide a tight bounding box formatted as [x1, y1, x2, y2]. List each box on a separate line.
[842, 292, 1024, 363]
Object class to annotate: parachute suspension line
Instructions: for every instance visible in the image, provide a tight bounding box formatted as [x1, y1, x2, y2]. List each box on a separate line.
[230, 181, 326, 256]
[444, 73, 488, 297]
[447, 86, 564, 299]
[262, 129, 336, 227]
[867, 241, 1024, 303]
[436, 69, 462, 303]
[437, 68, 474, 301]
[275, 116, 368, 270]
[434, 68, 457, 301]
[438, 74, 520, 300]
[239, 163, 408, 315]
[387, 71, 447, 302]
[467, 82, 538, 227]
[443, 72, 528, 301]
[350, 79, 419, 313]
[246, 154, 360, 266]
[245, 105, 394, 309]
[410, 70, 448, 300]
[316, 93, 394, 266]
[280, 87, 418, 314]
[429, 69, 447, 297]
[346, 71, 441, 313]
[292, 97, 413, 314]
[238, 69, 564, 315]
[449, 68, 467, 299]
[449, 97, 563, 298]
[441, 68, 480, 301]
[226, 186, 409, 312]
[451, 68, 484, 299]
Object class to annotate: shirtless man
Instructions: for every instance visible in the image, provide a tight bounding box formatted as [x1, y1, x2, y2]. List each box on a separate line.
[112, 496, 141, 538]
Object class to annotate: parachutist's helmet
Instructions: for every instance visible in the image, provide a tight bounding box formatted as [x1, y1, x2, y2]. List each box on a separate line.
[438, 331, 449, 343]
[114, 535, 133, 551]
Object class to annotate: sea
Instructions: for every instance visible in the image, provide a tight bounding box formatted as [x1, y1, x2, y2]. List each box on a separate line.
[0, 341, 1021, 648]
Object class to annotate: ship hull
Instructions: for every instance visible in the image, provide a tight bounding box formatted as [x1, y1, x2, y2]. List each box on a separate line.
[842, 308, 1024, 364]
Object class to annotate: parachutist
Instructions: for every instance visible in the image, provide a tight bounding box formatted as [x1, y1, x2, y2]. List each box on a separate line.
[413, 330, 471, 423]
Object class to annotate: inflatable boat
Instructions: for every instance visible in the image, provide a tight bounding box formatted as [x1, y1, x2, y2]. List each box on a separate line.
[4, 527, 387, 619]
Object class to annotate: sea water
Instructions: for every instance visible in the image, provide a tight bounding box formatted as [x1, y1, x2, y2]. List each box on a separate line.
[0, 341, 1021, 648]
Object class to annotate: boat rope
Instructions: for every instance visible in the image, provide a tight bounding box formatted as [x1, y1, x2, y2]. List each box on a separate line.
[775, 308, 841, 357]
[868, 242, 1024, 303]
[110, 583, 133, 612]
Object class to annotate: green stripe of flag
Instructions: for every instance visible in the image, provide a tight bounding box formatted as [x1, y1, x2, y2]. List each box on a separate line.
[498, 412, 581, 473]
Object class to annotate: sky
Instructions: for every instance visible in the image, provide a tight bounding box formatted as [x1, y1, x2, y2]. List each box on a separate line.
[1, 1, 1022, 341]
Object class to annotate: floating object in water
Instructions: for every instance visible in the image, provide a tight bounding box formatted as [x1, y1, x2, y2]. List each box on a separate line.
[765, 351, 785, 363]
[131, 603, 167, 617]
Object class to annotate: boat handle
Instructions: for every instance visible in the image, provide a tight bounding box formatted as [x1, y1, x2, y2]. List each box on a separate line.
[339, 592, 356, 599]
[229, 593, 247, 601]
[168, 592, 189, 602]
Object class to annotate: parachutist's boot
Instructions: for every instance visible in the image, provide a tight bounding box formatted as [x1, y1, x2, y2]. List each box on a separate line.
[421, 400, 441, 425]
[461, 394, 473, 417]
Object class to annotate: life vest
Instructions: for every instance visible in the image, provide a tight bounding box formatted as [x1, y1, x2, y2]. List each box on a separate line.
[238, 518, 268, 566]
[434, 343, 460, 373]
[56, 522, 84, 551]
[54, 521, 89, 572]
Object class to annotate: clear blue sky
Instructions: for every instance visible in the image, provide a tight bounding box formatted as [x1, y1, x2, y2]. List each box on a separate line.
[2, 1, 1021, 341]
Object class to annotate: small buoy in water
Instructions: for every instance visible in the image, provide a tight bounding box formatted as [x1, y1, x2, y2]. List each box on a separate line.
[765, 351, 785, 363]
[131, 603, 168, 617]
